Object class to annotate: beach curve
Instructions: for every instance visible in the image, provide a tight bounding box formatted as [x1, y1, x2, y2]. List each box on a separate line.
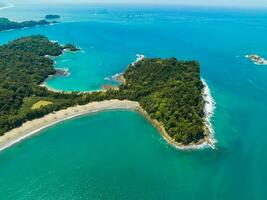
[0, 100, 140, 152]
[0, 79, 216, 152]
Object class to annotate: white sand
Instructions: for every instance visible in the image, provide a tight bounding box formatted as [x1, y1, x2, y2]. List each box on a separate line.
[0, 100, 140, 152]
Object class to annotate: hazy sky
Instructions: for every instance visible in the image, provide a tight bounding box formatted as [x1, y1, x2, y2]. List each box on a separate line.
[6, 0, 267, 7]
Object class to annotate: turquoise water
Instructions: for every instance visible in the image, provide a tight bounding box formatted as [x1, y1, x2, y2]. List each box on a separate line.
[1, 4, 267, 199]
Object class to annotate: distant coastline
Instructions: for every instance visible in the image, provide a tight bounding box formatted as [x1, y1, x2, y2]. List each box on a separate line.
[0, 16, 60, 32]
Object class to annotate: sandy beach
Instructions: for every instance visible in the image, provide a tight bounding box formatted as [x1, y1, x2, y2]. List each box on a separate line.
[0, 100, 140, 152]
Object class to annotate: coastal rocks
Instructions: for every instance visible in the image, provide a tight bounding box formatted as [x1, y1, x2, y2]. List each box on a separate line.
[104, 54, 144, 84]
[103, 73, 125, 91]
[40, 68, 70, 91]
[104, 72, 126, 85]
[55, 68, 70, 77]
[62, 44, 80, 52]
[246, 54, 267, 65]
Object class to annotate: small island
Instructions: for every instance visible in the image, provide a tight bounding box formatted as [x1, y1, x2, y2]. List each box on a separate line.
[45, 15, 61, 20]
[0, 35, 214, 150]
[246, 54, 267, 65]
[0, 18, 52, 32]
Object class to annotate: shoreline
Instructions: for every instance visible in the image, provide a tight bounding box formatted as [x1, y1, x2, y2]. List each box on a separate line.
[39, 81, 100, 94]
[0, 100, 140, 152]
[41, 54, 144, 93]
[0, 80, 216, 152]
[201, 79, 216, 148]
[137, 80, 216, 150]
[40, 44, 82, 93]
[39, 81, 68, 93]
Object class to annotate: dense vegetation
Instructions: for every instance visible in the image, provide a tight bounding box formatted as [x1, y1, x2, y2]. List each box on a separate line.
[114, 58, 206, 144]
[0, 35, 206, 145]
[45, 15, 61, 20]
[0, 18, 50, 32]
[0, 35, 85, 135]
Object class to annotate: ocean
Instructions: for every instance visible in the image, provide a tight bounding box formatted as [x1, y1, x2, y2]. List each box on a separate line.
[0, 4, 267, 199]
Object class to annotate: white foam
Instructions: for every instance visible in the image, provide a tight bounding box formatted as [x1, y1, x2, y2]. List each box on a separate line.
[50, 40, 59, 44]
[132, 54, 145, 65]
[169, 79, 216, 151]
[104, 72, 123, 81]
[112, 72, 123, 79]
[202, 79, 216, 149]
[104, 77, 111, 81]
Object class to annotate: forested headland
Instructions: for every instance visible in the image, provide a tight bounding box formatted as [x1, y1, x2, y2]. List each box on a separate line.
[114, 58, 206, 144]
[0, 35, 208, 145]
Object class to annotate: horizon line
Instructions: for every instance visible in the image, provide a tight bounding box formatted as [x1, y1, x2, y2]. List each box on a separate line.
[6, 2, 267, 9]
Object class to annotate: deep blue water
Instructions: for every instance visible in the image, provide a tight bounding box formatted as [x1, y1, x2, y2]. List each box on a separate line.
[0, 4, 267, 199]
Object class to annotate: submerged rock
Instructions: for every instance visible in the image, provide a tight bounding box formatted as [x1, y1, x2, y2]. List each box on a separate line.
[55, 68, 70, 77]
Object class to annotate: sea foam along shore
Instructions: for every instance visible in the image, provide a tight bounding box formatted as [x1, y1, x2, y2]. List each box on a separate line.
[104, 54, 145, 82]
[132, 54, 145, 65]
[202, 79, 216, 149]
[0, 100, 140, 152]
[142, 79, 216, 151]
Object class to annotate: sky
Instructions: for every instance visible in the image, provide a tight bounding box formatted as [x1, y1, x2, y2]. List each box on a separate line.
[5, 0, 267, 8]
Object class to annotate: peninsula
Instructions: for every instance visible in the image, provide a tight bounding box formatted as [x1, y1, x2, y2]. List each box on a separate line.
[0, 35, 214, 150]
[0, 18, 52, 32]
